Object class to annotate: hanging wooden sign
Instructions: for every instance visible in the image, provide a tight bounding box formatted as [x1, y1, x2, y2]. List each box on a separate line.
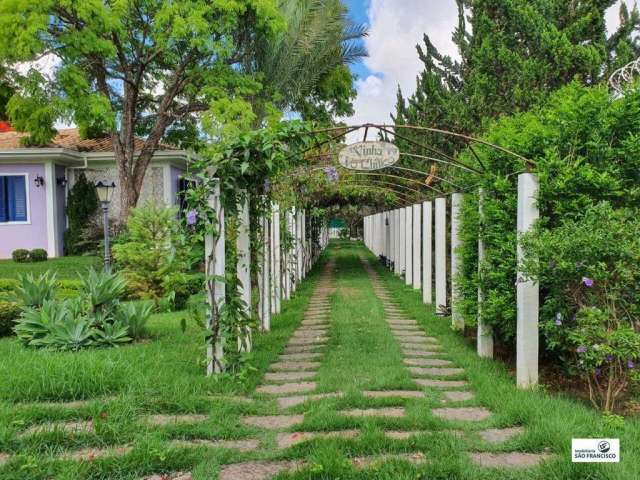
[338, 141, 399, 171]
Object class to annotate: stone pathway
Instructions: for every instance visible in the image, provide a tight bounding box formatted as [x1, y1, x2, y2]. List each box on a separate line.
[4, 253, 552, 478]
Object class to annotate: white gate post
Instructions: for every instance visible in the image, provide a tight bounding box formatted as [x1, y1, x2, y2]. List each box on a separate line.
[389, 211, 395, 270]
[435, 197, 447, 315]
[517, 173, 540, 388]
[260, 214, 271, 331]
[422, 201, 433, 304]
[451, 193, 464, 330]
[405, 205, 413, 286]
[296, 208, 303, 282]
[477, 189, 493, 358]
[205, 179, 225, 375]
[394, 209, 401, 276]
[236, 193, 252, 352]
[399, 208, 406, 277]
[272, 204, 281, 314]
[412, 203, 421, 290]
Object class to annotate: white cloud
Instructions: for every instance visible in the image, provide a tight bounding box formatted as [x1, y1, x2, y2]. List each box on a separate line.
[346, 0, 637, 142]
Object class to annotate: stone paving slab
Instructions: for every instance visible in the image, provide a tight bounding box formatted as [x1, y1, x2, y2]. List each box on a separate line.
[362, 390, 425, 399]
[170, 438, 259, 452]
[264, 371, 317, 382]
[415, 379, 468, 388]
[300, 319, 329, 326]
[287, 337, 328, 346]
[276, 392, 342, 409]
[432, 407, 492, 422]
[61, 445, 132, 461]
[388, 320, 418, 325]
[0, 453, 9, 466]
[143, 472, 192, 480]
[256, 382, 317, 395]
[241, 415, 304, 429]
[283, 344, 324, 354]
[443, 391, 475, 402]
[292, 330, 329, 338]
[19, 420, 95, 438]
[409, 367, 465, 377]
[145, 414, 209, 426]
[404, 358, 453, 367]
[478, 427, 524, 443]
[269, 361, 321, 371]
[218, 460, 305, 480]
[279, 352, 323, 361]
[400, 337, 439, 344]
[18, 397, 116, 410]
[276, 429, 359, 448]
[351, 452, 427, 468]
[342, 407, 406, 418]
[383, 430, 425, 440]
[469, 452, 550, 468]
[402, 349, 442, 357]
[402, 343, 442, 352]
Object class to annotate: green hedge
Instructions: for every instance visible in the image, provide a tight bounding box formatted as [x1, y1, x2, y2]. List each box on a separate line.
[0, 301, 21, 336]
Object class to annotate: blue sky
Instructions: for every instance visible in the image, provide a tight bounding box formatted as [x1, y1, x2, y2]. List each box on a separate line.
[340, 0, 633, 135]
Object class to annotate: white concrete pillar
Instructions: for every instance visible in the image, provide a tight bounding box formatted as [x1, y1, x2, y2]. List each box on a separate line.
[477, 189, 493, 358]
[412, 204, 421, 290]
[389, 211, 395, 270]
[296, 209, 303, 282]
[422, 201, 433, 304]
[205, 179, 225, 375]
[451, 193, 464, 330]
[517, 173, 540, 388]
[260, 215, 271, 331]
[394, 209, 401, 276]
[405, 206, 413, 286]
[272, 204, 281, 314]
[236, 193, 252, 352]
[399, 208, 406, 277]
[435, 197, 447, 315]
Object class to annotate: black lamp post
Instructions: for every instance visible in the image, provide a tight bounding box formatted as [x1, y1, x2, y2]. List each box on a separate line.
[95, 181, 116, 271]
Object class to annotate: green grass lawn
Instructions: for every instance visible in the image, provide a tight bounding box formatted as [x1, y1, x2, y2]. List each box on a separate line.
[0, 256, 100, 280]
[0, 242, 637, 479]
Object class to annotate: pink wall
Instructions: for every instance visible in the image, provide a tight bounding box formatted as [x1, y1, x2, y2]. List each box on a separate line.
[0, 164, 49, 258]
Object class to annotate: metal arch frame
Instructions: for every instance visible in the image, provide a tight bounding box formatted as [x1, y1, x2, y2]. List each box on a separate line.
[339, 179, 427, 202]
[387, 165, 464, 191]
[348, 172, 444, 195]
[328, 183, 409, 206]
[609, 57, 640, 97]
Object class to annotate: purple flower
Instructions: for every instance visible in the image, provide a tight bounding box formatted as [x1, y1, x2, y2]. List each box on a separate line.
[323, 166, 339, 183]
[628, 360, 636, 369]
[594, 368, 602, 377]
[186, 210, 198, 226]
[606, 354, 615, 362]
[577, 345, 588, 354]
[555, 312, 562, 326]
[582, 277, 594, 287]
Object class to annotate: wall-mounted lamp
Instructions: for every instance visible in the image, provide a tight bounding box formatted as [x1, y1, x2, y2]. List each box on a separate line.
[34, 175, 45, 188]
[56, 176, 68, 187]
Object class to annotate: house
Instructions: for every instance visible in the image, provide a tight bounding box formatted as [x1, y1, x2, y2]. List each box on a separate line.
[0, 126, 191, 259]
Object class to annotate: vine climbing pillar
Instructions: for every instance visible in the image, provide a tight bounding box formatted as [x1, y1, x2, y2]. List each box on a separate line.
[451, 193, 464, 331]
[517, 173, 540, 388]
[422, 201, 432, 304]
[259, 212, 271, 331]
[412, 203, 421, 290]
[205, 178, 225, 375]
[477, 189, 493, 358]
[435, 197, 447, 315]
[236, 192, 251, 352]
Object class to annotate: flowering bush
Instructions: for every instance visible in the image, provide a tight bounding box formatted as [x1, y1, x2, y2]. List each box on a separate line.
[521, 203, 640, 410]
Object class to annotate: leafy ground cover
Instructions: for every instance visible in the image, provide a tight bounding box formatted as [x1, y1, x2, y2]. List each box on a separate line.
[0, 256, 100, 280]
[0, 242, 637, 479]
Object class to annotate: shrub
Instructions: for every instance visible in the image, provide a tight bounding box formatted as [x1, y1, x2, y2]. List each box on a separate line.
[12, 249, 30, 263]
[112, 203, 188, 302]
[64, 173, 99, 255]
[521, 203, 640, 411]
[29, 248, 48, 262]
[0, 279, 18, 292]
[162, 272, 203, 310]
[15, 272, 57, 308]
[0, 301, 21, 336]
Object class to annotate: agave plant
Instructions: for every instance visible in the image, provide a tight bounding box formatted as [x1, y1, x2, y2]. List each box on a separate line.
[14, 300, 68, 345]
[81, 269, 128, 314]
[33, 316, 95, 351]
[114, 302, 153, 340]
[15, 272, 57, 308]
[92, 320, 131, 347]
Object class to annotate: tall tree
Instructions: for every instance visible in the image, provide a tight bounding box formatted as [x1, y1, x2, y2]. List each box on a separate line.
[0, 0, 282, 221]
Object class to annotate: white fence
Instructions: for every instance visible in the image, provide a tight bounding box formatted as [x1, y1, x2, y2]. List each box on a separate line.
[363, 174, 540, 389]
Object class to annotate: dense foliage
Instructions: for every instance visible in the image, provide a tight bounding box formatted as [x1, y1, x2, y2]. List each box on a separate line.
[64, 173, 99, 255]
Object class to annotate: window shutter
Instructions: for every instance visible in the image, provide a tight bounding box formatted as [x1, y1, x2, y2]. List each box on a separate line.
[0, 177, 7, 222]
[7, 176, 27, 222]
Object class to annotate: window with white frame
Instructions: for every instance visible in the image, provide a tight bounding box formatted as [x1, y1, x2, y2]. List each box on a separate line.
[0, 174, 29, 223]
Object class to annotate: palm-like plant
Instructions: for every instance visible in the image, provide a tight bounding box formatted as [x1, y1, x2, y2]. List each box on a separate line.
[256, 0, 368, 119]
